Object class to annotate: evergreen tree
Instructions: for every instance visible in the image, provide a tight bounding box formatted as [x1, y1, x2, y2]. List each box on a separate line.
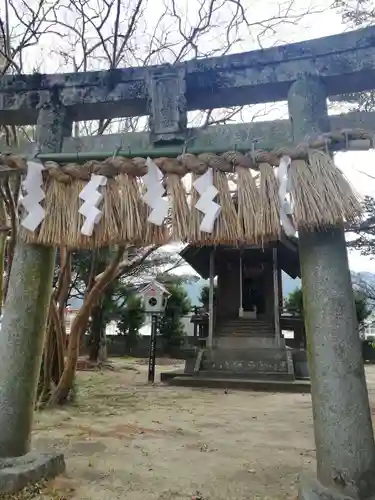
[284, 287, 371, 329]
[159, 283, 191, 353]
[199, 284, 217, 308]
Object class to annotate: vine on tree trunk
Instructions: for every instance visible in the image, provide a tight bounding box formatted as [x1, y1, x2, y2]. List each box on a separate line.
[46, 247, 126, 406]
[37, 249, 71, 405]
[37, 245, 155, 407]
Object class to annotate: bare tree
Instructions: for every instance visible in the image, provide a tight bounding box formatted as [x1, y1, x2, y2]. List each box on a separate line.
[39, 0, 321, 134]
[334, 0, 375, 26]
[0, 0, 61, 75]
[332, 0, 375, 109]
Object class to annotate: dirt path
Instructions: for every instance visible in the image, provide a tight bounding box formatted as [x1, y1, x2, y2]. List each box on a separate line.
[31, 360, 375, 500]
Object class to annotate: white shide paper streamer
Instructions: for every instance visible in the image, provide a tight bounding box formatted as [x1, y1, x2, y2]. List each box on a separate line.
[21, 161, 46, 231]
[193, 168, 221, 233]
[143, 157, 169, 226]
[79, 174, 107, 236]
[278, 155, 296, 237]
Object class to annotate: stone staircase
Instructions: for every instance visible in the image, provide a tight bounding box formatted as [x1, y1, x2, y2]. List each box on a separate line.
[176, 317, 295, 384]
[216, 318, 274, 337]
[214, 318, 284, 349]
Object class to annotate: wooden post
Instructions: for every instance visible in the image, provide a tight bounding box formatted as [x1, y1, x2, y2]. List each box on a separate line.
[207, 248, 215, 349]
[272, 247, 281, 346]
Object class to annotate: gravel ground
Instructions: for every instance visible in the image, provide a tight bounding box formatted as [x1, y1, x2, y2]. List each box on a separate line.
[25, 360, 375, 500]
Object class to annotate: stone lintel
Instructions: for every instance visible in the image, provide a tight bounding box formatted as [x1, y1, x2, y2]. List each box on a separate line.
[1, 27, 375, 124]
[1, 110, 373, 157]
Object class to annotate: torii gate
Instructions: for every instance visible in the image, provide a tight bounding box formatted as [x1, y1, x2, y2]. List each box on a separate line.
[1, 26, 375, 498]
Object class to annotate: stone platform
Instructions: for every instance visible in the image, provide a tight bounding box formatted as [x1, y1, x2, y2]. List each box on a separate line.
[161, 340, 309, 392]
[160, 371, 311, 393]
[199, 344, 295, 379]
[0, 451, 65, 493]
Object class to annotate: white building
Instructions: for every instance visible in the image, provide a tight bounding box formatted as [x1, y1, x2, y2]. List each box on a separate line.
[363, 314, 375, 340]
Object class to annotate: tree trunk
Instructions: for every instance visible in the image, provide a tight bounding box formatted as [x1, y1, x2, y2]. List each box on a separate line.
[37, 249, 70, 405]
[37, 299, 67, 403]
[0, 233, 7, 313]
[88, 304, 104, 362]
[4, 177, 20, 299]
[98, 327, 107, 363]
[47, 248, 125, 406]
[0, 196, 8, 311]
[47, 246, 154, 406]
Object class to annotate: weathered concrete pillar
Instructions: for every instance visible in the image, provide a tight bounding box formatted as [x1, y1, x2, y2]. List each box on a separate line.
[288, 77, 375, 500]
[0, 101, 70, 465]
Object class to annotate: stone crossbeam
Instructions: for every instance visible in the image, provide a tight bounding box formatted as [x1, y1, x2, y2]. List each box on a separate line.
[1, 27, 375, 125]
[1, 111, 374, 157]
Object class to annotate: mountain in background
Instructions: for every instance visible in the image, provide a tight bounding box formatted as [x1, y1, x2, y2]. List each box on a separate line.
[353, 271, 375, 288]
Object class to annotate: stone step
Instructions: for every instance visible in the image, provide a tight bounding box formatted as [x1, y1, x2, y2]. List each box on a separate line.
[220, 322, 273, 325]
[220, 321, 273, 327]
[217, 332, 274, 337]
[219, 320, 272, 323]
[217, 327, 274, 336]
[160, 372, 310, 393]
[218, 321, 274, 329]
[216, 331, 274, 337]
[218, 321, 273, 326]
[217, 325, 274, 331]
[199, 370, 294, 381]
[213, 336, 282, 349]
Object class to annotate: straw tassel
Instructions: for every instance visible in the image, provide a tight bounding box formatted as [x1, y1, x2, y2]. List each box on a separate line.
[140, 158, 169, 246]
[257, 162, 281, 243]
[308, 150, 362, 225]
[290, 150, 362, 231]
[236, 167, 259, 244]
[31, 178, 71, 247]
[34, 179, 94, 249]
[213, 169, 239, 245]
[194, 153, 236, 244]
[154, 157, 190, 243]
[289, 158, 320, 231]
[66, 180, 93, 249]
[188, 173, 203, 243]
[116, 173, 143, 245]
[92, 178, 121, 247]
[36, 160, 106, 249]
[166, 174, 190, 241]
[101, 157, 145, 246]
[141, 188, 169, 246]
[17, 147, 363, 250]
[222, 151, 258, 245]
[178, 154, 208, 244]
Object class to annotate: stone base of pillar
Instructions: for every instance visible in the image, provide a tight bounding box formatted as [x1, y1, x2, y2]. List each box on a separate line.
[0, 451, 65, 493]
[300, 476, 375, 500]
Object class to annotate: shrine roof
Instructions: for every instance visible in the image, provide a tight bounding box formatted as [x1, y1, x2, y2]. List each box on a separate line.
[180, 236, 300, 280]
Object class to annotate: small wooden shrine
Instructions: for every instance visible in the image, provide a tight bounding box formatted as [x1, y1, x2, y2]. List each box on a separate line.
[179, 236, 305, 380]
[181, 236, 299, 340]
